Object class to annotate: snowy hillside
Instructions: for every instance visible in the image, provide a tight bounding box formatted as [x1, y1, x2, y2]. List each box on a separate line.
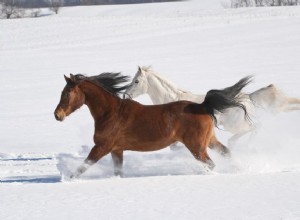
[1, 0, 300, 219]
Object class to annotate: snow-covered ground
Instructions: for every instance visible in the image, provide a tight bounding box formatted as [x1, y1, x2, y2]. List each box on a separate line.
[1, 0, 300, 219]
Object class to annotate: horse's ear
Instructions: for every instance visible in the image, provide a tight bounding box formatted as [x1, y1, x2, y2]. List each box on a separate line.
[70, 73, 76, 83]
[64, 75, 72, 83]
[64, 74, 77, 84]
[138, 66, 142, 73]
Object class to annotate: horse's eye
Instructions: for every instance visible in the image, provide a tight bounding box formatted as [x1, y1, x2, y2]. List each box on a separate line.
[135, 80, 139, 84]
[62, 92, 69, 99]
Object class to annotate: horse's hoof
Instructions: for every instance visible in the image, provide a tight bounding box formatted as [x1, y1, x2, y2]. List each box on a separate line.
[69, 173, 79, 180]
[114, 172, 124, 178]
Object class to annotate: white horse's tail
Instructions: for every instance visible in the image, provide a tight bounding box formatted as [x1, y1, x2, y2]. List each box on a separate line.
[284, 98, 300, 111]
[288, 97, 300, 104]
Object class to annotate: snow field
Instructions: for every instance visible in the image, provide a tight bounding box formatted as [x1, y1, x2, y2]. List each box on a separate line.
[1, 0, 300, 219]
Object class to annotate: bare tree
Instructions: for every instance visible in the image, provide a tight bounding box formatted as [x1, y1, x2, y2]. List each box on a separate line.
[49, 0, 63, 14]
[230, 0, 299, 6]
[0, 0, 24, 19]
[31, 8, 41, 17]
[255, 0, 265, 6]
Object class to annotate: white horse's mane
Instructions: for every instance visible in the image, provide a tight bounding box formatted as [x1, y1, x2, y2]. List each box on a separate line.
[141, 66, 188, 94]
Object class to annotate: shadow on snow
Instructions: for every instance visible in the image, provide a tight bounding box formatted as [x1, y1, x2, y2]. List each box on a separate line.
[0, 175, 61, 184]
[0, 157, 53, 162]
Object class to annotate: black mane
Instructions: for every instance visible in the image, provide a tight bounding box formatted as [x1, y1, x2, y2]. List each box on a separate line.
[74, 72, 130, 97]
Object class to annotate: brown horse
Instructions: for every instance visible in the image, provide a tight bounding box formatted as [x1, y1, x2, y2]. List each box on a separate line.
[54, 73, 251, 178]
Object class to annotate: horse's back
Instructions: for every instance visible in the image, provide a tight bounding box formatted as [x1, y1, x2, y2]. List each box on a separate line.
[249, 84, 287, 112]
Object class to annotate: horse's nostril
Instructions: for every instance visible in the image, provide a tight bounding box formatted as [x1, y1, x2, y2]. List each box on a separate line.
[54, 112, 59, 120]
[54, 110, 64, 121]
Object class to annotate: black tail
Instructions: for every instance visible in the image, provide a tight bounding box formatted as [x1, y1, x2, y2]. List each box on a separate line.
[202, 76, 252, 125]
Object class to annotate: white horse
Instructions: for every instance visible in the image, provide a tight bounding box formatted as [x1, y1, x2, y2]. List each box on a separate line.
[124, 66, 300, 145]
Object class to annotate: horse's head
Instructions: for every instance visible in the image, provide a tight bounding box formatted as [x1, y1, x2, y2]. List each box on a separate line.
[54, 74, 85, 121]
[124, 66, 149, 99]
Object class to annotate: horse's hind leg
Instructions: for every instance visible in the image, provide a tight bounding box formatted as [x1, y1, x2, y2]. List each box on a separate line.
[183, 137, 215, 170]
[111, 150, 123, 177]
[192, 148, 215, 170]
[71, 145, 111, 179]
[209, 135, 230, 157]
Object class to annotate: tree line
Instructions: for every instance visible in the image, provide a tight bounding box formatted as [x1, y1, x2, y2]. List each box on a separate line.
[0, 0, 63, 18]
[229, 0, 299, 7]
[0, 0, 182, 19]
[1, 0, 182, 8]
[1, 0, 298, 19]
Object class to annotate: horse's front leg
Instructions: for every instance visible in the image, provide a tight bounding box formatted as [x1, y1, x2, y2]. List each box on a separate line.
[111, 150, 123, 177]
[71, 145, 111, 179]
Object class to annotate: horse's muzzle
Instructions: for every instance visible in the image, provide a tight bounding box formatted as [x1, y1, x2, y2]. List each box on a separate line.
[54, 107, 66, 121]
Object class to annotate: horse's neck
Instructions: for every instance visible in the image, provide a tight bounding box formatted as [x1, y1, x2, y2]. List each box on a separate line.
[80, 81, 120, 120]
[147, 73, 182, 104]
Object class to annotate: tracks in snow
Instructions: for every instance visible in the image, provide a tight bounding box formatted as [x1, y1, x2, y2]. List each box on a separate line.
[0, 153, 59, 183]
[1, 143, 300, 184]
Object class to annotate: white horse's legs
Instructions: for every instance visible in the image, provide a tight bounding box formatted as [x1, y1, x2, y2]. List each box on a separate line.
[228, 126, 259, 147]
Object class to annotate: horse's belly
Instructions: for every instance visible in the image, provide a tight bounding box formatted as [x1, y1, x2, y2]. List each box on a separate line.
[121, 139, 175, 152]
